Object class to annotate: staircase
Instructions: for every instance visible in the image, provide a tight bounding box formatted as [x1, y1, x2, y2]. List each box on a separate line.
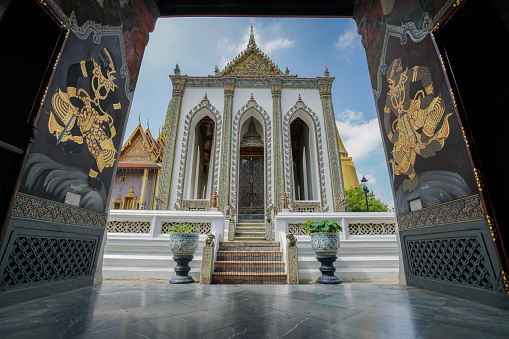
[234, 208, 266, 241]
[212, 241, 286, 284]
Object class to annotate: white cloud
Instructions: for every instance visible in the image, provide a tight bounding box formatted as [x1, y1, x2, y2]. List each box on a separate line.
[336, 109, 382, 161]
[261, 38, 295, 54]
[335, 29, 357, 50]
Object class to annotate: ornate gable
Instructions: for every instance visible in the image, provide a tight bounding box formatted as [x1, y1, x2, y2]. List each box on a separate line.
[222, 22, 282, 76]
[119, 122, 163, 165]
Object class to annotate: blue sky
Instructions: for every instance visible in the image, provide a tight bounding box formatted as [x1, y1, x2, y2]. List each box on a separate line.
[126, 17, 394, 209]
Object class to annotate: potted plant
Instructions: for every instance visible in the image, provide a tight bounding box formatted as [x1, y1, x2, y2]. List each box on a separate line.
[304, 219, 342, 284]
[168, 223, 199, 284]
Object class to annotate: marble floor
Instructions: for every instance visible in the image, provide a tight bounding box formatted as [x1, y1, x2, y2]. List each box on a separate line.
[0, 282, 508, 339]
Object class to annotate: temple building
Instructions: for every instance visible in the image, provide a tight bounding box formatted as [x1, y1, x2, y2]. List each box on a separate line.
[110, 119, 164, 210]
[3, 0, 508, 311]
[152, 22, 357, 237]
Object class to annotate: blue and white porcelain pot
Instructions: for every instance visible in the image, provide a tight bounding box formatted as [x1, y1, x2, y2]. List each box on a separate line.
[310, 232, 340, 257]
[169, 233, 199, 257]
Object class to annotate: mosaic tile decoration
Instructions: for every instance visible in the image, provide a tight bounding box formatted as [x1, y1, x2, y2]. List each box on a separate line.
[11, 193, 107, 230]
[397, 194, 485, 231]
[184, 77, 322, 90]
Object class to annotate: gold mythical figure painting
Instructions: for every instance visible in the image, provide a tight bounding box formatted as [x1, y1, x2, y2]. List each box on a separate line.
[48, 47, 122, 191]
[384, 57, 452, 192]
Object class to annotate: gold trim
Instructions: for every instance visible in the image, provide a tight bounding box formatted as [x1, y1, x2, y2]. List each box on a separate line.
[462, 127, 470, 147]
[53, 53, 61, 69]
[40, 86, 48, 105]
[474, 168, 483, 191]
[502, 271, 509, 296]
[486, 215, 497, 241]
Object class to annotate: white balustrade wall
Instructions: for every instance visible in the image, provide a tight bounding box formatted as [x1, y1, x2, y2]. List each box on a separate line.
[102, 210, 224, 280]
[102, 210, 401, 281]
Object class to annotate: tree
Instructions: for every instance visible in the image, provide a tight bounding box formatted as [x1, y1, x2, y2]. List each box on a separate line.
[345, 185, 389, 212]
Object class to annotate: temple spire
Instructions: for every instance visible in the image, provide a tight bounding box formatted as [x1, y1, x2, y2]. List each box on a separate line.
[248, 19, 257, 49]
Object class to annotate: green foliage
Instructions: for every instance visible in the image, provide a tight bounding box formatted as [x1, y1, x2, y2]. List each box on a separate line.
[304, 219, 343, 234]
[345, 185, 389, 212]
[167, 223, 196, 233]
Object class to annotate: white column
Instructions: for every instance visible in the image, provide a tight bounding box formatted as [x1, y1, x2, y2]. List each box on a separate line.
[302, 145, 308, 200]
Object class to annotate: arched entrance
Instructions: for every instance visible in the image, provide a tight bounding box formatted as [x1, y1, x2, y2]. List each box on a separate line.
[235, 116, 266, 240]
[238, 117, 264, 209]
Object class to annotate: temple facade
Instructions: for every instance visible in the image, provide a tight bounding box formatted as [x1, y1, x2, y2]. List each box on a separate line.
[110, 121, 164, 210]
[156, 23, 357, 224]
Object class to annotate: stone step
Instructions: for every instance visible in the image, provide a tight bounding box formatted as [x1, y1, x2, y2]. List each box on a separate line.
[235, 229, 265, 236]
[233, 236, 267, 241]
[220, 241, 280, 247]
[236, 222, 265, 226]
[235, 226, 265, 231]
[216, 251, 282, 260]
[214, 264, 285, 273]
[218, 241, 279, 251]
[237, 209, 264, 214]
[238, 219, 264, 223]
[212, 272, 287, 285]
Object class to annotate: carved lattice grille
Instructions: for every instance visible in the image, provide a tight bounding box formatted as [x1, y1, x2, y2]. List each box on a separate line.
[106, 221, 151, 233]
[288, 224, 306, 235]
[182, 200, 210, 211]
[162, 222, 211, 234]
[407, 237, 494, 290]
[293, 201, 321, 213]
[0, 236, 96, 287]
[349, 223, 396, 235]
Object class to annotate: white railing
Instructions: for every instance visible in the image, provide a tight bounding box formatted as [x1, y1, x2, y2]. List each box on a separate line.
[279, 231, 288, 270]
[107, 209, 225, 238]
[275, 211, 397, 239]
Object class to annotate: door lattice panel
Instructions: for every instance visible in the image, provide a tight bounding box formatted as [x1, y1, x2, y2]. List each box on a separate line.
[407, 237, 494, 290]
[0, 236, 97, 288]
[238, 156, 264, 208]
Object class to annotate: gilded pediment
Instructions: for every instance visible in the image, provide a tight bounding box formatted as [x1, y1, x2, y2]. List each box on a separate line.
[221, 22, 282, 77]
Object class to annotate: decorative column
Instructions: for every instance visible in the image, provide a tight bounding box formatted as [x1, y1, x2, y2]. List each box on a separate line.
[157, 67, 186, 210]
[271, 78, 284, 212]
[139, 168, 149, 209]
[318, 76, 345, 212]
[218, 78, 235, 213]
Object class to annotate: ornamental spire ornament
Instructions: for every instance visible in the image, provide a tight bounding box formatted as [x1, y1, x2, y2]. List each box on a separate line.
[174, 63, 181, 75]
[248, 19, 257, 49]
[324, 66, 330, 77]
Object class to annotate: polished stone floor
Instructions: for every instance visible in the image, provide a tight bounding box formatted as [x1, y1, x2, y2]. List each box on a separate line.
[0, 282, 508, 338]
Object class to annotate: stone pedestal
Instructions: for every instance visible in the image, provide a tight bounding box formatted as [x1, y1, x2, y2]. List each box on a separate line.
[316, 256, 341, 284]
[286, 245, 299, 284]
[170, 256, 194, 284]
[200, 244, 214, 284]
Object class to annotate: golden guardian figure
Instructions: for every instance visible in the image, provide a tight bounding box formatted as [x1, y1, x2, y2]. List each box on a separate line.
[384, 58, 452, 192]
[48, 48, 122, 191]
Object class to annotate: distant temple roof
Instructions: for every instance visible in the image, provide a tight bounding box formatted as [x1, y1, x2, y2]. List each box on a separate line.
[119, 118, 164, 169]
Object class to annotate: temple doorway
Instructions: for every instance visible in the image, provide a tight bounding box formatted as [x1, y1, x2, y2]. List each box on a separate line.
[238, 117, 265, 210]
